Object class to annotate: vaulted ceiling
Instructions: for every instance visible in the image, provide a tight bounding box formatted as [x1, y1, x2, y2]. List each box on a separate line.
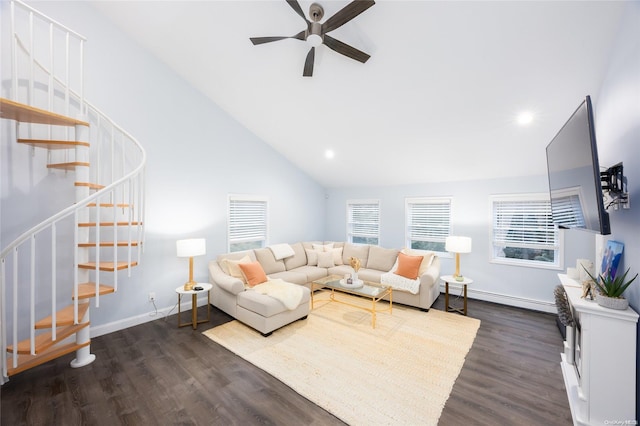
[90, 0, 626, 188]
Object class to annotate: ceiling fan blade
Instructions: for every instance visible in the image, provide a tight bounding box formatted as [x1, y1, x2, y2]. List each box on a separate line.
[250, 36, 289, 45]
[303, 47, 315, 77]
[250, 30, 306, 45]
[286, 0, 309, 23]
[322, 0, 375, 34]
[323, 34, 370, 63]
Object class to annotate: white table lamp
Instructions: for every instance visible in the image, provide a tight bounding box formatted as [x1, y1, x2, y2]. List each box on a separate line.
[177, 238, 206, 291]
[445, 236, 472, 280]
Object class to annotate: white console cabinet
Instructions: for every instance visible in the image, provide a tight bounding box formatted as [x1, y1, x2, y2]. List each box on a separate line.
[559, 274, 638, 425]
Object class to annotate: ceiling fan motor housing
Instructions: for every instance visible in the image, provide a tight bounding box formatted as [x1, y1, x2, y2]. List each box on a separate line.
[309, 3, 324, 22]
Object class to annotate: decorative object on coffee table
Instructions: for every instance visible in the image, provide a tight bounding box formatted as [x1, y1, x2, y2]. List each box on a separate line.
[349, 256, 362, 284]
[445, 236, 472, 281]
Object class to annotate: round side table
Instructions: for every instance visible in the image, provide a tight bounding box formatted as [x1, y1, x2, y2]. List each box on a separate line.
[175, 283, 212, 329]
[441, 275, 473, 316]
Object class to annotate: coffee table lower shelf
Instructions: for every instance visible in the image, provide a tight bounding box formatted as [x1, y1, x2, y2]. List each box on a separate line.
[311, 275, 392, 329]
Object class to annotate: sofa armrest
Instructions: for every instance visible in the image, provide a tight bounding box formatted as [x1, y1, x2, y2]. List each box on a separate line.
[419, 256, 441, 288]
[208, 260, 245, 295]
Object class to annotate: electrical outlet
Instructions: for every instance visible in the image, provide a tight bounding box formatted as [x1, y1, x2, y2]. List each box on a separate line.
[148, 292, 156, 302]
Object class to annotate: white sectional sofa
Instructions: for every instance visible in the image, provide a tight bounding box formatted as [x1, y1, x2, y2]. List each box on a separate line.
[208, 242, 441, 335]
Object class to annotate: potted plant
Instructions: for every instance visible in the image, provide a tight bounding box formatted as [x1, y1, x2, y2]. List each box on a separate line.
[583, 267, 638, 310]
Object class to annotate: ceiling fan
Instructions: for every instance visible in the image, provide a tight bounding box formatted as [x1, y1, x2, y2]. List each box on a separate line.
[250, 0, 375, 77]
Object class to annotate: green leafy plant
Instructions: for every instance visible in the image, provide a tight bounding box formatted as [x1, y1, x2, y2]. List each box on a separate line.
[583, 267, 638, 298]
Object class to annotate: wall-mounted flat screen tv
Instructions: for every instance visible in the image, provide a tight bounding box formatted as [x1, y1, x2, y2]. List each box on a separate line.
[546, 96, 610, 235]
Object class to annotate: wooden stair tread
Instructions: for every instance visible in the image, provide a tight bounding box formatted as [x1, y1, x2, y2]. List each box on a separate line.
[75, 182, 105, 190]
[78, 261, 138, 272]
[78, 221, 141, 227]
[0, 98, 89, 126]
[47, 161, 90, 170]
[18, 139, 90, 149]
[7, 322, 90, 355]
[35, 303, 90, 329]
[7, 341, 90, 377]
[78, 241, 139, 247]
[73, 283, 115, 300]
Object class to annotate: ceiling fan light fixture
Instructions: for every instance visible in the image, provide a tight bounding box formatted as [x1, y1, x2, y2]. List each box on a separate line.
[307, 33, 323, 47]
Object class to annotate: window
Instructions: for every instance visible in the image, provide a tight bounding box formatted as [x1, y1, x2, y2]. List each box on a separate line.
[347, 200, 379, 245]
[228, 195, 268, 252]
[492, 194, 561, 268]
[405, 197, 452, 253]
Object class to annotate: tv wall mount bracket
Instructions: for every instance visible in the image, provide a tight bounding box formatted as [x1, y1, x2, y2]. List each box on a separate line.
[601, 162, 630, 210]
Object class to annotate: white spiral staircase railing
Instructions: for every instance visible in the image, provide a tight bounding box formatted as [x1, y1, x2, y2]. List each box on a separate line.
[0, 0, 146, 384]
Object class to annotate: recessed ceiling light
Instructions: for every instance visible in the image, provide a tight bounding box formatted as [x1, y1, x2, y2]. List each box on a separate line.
[325, 149, 335, 159]
[517, 111, 534, 126]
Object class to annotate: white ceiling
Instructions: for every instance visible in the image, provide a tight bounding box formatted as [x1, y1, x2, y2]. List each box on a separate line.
[90, 0, 626, 188]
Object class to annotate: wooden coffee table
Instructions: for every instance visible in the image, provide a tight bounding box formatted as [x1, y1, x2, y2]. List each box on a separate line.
[311, 275, 392, 328]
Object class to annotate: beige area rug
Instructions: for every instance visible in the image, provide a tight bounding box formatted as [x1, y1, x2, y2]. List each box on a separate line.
[203, 297, 480, 425]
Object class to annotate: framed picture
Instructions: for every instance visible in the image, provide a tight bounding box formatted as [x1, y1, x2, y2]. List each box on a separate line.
[601, 240, 624, 280]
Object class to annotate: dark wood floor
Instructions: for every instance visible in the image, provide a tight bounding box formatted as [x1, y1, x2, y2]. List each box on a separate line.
[1, 295, 572, 425]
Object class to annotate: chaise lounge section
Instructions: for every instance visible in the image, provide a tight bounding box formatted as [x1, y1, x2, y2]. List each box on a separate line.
[208, 242, 441, 335]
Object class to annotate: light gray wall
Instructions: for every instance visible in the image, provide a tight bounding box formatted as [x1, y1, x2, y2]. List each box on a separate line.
[326, 176, 594, 308]
[593, 1, 640, 414]
[1, 1, 325, 330]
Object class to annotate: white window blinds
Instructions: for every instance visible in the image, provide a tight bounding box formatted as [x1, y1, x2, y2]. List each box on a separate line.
[406, 198, 451, 252]
[228, 196, 267, 251]
[492, 194, 560, 267]
[347, 200, 380, 244]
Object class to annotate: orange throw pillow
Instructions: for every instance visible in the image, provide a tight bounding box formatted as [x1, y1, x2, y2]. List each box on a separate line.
[239, 261, 268, 287]
[396, 252, 424, 280]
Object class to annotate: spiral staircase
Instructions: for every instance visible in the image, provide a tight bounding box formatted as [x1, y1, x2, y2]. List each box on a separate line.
[0, 1, 146, 384]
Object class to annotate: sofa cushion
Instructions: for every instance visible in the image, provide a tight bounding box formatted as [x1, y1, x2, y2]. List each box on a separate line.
[218, 251, 255, 274]
[313, 243, 334, 251]
[284, 242, 307, 270]
[239, 262, 269, 287]
[390, 249, 436, 276]
[267, 270, 308, 285]
[317, 251, 335, 268]
[236, 290, 305, 318]
[254, 248, 286, 275]
[366, 246, 398, 271]
[330, 247, 344, 265]
[292, 265, 328, 282]
[305, 249, 322, 266]
[403, 249, 435, 274]
[302, 241, 323, 250]
[220, 255, 252, 284]
[358, 268, 384, 283]
[268, 243, 295, 260]
[342, 243, 370, 265]
[396, 252, 423, 279]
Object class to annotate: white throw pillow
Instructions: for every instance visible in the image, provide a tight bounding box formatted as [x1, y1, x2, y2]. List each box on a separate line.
[222, 255, 251, 283]
[306, 249, 322, 266]
[317, 251, 335, 268]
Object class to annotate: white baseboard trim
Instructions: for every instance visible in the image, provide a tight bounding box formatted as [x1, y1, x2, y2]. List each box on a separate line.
[91, 288, 556, 338]
[90, 295, 211, 338]
[439, 283, 557, 314]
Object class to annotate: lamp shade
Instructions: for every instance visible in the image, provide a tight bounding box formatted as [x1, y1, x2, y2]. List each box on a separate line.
[176, 238, 206, 258]
[445, 236, 472, 254]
